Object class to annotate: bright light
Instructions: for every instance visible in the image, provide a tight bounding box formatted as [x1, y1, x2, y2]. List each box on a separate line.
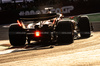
[35, 31, 41, 37]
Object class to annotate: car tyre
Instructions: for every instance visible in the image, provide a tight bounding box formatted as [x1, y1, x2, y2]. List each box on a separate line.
[56, 21, 74, 44]
[9, 24, 26, 47]
[78, 16, 91, 38]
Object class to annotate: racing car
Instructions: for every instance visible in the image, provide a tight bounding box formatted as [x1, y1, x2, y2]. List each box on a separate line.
[9, 13, 93, 47]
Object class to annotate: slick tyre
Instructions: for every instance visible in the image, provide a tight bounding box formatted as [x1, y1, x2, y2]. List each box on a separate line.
[56, 21, 74, 43]
[78, 17, 91, 38]
[9, 24, 26, 47]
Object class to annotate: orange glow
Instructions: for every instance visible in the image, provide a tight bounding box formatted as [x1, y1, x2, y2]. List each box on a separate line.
[53, 18, 56, 24]
[35, 31, 41, 37]
[17, 20, 22, 27]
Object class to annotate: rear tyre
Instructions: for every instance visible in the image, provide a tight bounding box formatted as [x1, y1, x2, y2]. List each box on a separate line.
[78, 16, 91, 38]
[9, 24, 26, 46]
[56, 21, 74, 43]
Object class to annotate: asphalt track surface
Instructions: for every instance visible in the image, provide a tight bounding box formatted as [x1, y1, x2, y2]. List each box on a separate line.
[0, 22, 100, 66]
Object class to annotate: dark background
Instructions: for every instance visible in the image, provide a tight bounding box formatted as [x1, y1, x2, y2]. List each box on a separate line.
[0, 0, 100, 24]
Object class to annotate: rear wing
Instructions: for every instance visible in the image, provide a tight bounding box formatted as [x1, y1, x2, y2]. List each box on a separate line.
[19, 13, 58, 21]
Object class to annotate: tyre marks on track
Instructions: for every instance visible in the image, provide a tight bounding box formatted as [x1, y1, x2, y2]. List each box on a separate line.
[0, 32, 100, 55]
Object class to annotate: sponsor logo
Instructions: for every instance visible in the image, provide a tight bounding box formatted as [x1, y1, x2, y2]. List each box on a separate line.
[19, 6, 74, 16]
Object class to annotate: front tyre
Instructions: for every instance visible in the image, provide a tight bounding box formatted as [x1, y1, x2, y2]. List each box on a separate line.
[78, 16, 91, 38]
[9, 24, 26, 46]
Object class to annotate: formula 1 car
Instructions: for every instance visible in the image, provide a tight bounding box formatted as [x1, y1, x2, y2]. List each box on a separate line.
[9, 13, 93, 47]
